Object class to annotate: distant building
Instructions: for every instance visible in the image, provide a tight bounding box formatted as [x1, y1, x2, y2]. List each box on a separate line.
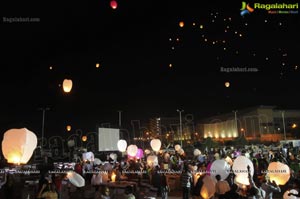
[149, 117, 195, 144]
[197, 106, 300, 142]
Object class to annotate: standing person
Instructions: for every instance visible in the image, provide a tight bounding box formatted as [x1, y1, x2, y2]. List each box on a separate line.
[261, 176, 281, 199]
[215, 174, 231, 199]
[180, 164, 193, 199]
[161, 171, 169, 199]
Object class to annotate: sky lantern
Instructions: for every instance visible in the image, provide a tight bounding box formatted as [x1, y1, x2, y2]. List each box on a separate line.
[96, 63, 100, 68]
[150, 139, 161, 152]
[179, 21, 184, 28]
[67, 171, 85, 187]
[82, 135, 87, 142]
[225, 81, 230, 88]
[232, 156, 254, 185]
[194, 149, 201, 156]
[136, 148, 144, 159]
[127, 144, 138, 157]
[2, 128, 37, 165]
[209, 159, 230, 180]
[63, 79, 73, 93]
[174, 144, 181, 151]
[267, 162, 290, 185]
[66, 125, 71, 132]
[147, 155, 158, 167]
[117, 139, 127, 152]
[110, 0, 118, 9]
[201, 175, 216, 199]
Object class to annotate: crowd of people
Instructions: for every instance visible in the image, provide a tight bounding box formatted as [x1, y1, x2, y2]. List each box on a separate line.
[0, 143, 300, 199]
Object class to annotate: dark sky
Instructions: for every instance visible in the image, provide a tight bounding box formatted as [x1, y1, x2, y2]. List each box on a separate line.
[0, 0, 299, 136]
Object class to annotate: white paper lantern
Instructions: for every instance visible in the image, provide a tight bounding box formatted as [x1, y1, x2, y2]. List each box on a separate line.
[91, 173, 102, 185]
[267, 162, 290, 185]
[2, 128, 37, 164]
[234, 174, 250, 186]
[232, 155, 254, 176]
[117, 139, 127, 152]
[193, 149, 201, 156]
[210, 159, 230, 180]
[144, 149, 151, 155]
[63, 79, 73, 93]
[201, 175, 216, 199]
[127, 145, 138, 157]
[175, 144, 181, 151]
[150, 139, 161, 152]
[94, 158, 101, 165]
[283, 189, 298, 199]
[178, 148, 185, 155]
[109, 153, 117, 161]
[67, 171, 85, 187]
[147, 155, 158, 167]
[82, 152, 95, 162]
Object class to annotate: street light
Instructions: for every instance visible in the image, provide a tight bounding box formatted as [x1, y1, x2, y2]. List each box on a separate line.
[232, 110, 238, 136]
[38, 107, 50, 154]
[282, 111, 286, 140]
[177, 109, 184, 147]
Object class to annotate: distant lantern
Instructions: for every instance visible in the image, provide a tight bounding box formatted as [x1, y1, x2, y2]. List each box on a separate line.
[110, 0, 118, 9]
[150, 139, 161, 152]
[66, 125, 71, 132]
[174, 144, 181, 151]
[193, 149, 201, 157]
[2, 128, 37, 164]
[267, 162, 290, 185]
[127, 145, 138, 157]
[63, 79, 73, 93]
[179, 21, 184, 28]
[117, 139, 127, 152]
[82, 135, 87, 142]
[225, 81, 230, 88]
[96, 63, 100, 68]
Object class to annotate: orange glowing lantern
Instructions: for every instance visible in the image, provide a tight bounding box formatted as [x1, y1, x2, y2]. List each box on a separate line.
[63, 79, 73, 93]
[225, 81, 230, 88]
[2, 128, 37, 164]
[111, 172, 116, 182]
[66, 125, 71, 132]
[82, 135, 87, 142]
[110, 0, 117, 9]
[179, 21, 184, 28]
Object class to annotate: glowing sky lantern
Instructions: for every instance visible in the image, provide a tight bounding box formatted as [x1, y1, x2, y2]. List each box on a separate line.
[66, 125, 71, 132]
[127, 145, 138, 157]
[150, 139, 161, 152]
[267, 162, 290, 185]
[2, 128, 37, 164]
[147, 155, 158, 167]
[110, 0, 118, 9]
[179, 21, 184, 28]
[82, 135, 87, 142]
[174, 144, 181, 151]
[63, 79, 73, 93]
[67, 171, 85, 187]
[117, 139, 127, 152]
[136, 148, 144, 159]
[82, 152, 94, 162]
[225, 81, 230, 88]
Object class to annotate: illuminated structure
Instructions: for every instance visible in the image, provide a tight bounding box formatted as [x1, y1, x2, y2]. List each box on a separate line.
[198, 106, 300, 142]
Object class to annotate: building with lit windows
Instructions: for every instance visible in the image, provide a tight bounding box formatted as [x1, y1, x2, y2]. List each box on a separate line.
[198, 106, 300, 142]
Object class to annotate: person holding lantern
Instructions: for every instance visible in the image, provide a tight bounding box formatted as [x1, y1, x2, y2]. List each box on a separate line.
[260, 175, 281, 199]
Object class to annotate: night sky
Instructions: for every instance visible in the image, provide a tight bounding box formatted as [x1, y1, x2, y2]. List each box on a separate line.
[1, 0, 299, 136]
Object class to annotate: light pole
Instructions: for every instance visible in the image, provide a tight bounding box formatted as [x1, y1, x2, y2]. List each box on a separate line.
[282, 111, 287, 140]
[177, 109, 184, 146]
[232, 110, 238, 136]
[38, 107, 50, 154]
[117, 110, 122, 127]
